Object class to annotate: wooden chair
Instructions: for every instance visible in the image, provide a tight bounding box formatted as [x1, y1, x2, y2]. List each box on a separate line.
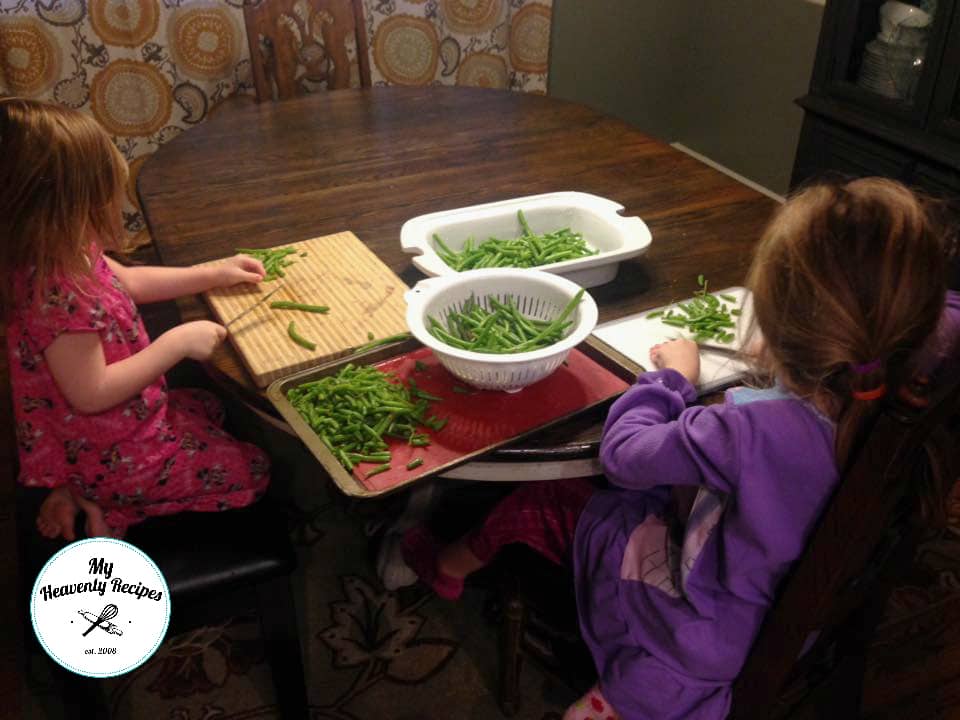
[496, 369, 960, 718]
[243, 0, 371, 101]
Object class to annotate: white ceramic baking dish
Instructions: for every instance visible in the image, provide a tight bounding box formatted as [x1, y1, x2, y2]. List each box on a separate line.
[400, 192, 652, 288]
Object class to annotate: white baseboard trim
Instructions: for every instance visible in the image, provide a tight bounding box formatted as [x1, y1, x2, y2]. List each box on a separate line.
[670, 143, 786, 204]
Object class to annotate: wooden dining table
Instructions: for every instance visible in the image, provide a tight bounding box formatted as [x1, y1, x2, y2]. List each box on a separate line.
[137, 86, 778, 478]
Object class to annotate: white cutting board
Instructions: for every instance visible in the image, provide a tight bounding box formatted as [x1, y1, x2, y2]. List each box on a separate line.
[594, 287, 754, 394]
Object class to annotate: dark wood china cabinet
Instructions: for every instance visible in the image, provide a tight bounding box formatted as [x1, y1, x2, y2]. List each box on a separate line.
[793, 0, 960, 284]
[793, 0, 960, 196]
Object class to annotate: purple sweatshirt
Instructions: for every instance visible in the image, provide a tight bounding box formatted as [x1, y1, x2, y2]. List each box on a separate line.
[575, 290, 960, 720]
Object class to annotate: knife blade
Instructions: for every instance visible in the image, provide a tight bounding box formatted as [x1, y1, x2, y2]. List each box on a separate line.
[697, 342, 740, 357]
[224, 283, 285, 329]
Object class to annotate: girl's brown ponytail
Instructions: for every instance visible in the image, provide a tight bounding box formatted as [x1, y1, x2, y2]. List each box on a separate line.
[745, 178, 947, 470]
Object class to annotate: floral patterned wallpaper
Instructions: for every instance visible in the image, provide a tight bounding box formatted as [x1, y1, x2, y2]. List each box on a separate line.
[0, 1, 253, 247]
[0, 0, 251, 244]
[361, 0, 552, 93]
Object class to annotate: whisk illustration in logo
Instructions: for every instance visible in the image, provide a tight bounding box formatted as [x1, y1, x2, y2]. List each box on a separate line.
[31, 538, 170, 677]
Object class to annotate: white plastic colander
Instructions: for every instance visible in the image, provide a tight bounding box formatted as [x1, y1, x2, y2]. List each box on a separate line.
[405, 268, 598, 392]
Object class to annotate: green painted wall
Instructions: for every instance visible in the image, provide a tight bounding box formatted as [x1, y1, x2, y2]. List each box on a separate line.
[549, 1, 824, 195]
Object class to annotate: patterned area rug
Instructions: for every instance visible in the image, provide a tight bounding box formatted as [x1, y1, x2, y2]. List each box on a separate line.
[23, 452, 960, 720]
[24, 437, 572, 720]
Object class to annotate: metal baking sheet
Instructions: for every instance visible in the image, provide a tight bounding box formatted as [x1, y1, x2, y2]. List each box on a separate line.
[266, 335, 640, 497]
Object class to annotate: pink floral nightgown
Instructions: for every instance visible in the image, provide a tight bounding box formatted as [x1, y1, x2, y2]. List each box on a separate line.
[8, 250, 269, 535]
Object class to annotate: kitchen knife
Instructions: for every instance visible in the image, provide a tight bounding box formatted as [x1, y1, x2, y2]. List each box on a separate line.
[224, 283, 286, 329]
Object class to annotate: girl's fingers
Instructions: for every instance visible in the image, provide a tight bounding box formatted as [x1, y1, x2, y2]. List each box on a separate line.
[235, 255, 266, 275]
[228, 255, 267, 282]
[222, 267, 264, 286]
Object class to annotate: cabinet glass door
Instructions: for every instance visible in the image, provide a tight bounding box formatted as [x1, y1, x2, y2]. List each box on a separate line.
[929, 7, 960, 141]
[827, 0, 946, 119]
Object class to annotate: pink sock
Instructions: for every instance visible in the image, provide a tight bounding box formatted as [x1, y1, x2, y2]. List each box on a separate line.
[401, 526, 465, 601]
[562, 685, 622, 720]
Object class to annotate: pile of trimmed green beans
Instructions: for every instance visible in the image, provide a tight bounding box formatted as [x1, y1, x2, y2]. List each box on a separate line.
[428, 290, 584, 354]
[287, 364, 447, 476]
[647, 275, 740, 343]
[236, 246, 302, 281]
[432, 210, 598, 271]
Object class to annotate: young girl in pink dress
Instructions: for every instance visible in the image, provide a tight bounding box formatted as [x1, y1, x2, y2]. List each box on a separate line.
[2, 98, 271, 540]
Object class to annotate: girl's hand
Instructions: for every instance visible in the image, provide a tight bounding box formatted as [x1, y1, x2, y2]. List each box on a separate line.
[650, 338, 701, 385]
[216, 255, 265, 288]
[173, 321, 228, 361]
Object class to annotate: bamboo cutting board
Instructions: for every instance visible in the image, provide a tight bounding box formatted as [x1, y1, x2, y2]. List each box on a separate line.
[204, 232, 409, 388]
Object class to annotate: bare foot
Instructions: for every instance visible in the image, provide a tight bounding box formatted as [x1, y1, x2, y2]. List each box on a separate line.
[74, 495, 112, 538]
[436, 539, 485, 580]
[36, 487, 80, 541]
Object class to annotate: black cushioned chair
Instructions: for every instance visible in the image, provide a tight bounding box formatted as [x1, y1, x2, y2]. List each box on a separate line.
[18, 492, 309, 719]
[129, 500, 308, 719]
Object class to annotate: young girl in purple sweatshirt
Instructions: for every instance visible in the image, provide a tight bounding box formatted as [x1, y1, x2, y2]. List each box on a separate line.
[403, 178, 960, 719]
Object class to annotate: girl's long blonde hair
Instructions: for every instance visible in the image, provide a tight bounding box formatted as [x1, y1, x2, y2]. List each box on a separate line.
[0, 97, 129, 315]
[747, 178, 948, 469]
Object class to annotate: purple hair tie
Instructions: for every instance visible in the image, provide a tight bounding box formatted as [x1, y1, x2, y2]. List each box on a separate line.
[851, 359, 883, 374]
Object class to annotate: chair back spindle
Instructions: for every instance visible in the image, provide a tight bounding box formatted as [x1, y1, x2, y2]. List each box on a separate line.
[243, 0, 371, 101]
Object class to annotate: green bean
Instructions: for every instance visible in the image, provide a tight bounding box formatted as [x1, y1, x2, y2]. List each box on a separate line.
[651, 276, 740, 344]
[408, 380, 443, 402]
[287, 321, 316, 351]
[427, 291, 582, 354]
[270, 301, 330, 314]
[425, 416, 448, 431]
[355, 332, 413, 353]
[432, 210, 598, 271]
[286, 364, 445, 474]
[365, 463, 391, 479]
[236, 246, 300, 281]
[510, 290, 584, 353]
[348, 452, 392, 463]
[406, 458, 424, 471]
